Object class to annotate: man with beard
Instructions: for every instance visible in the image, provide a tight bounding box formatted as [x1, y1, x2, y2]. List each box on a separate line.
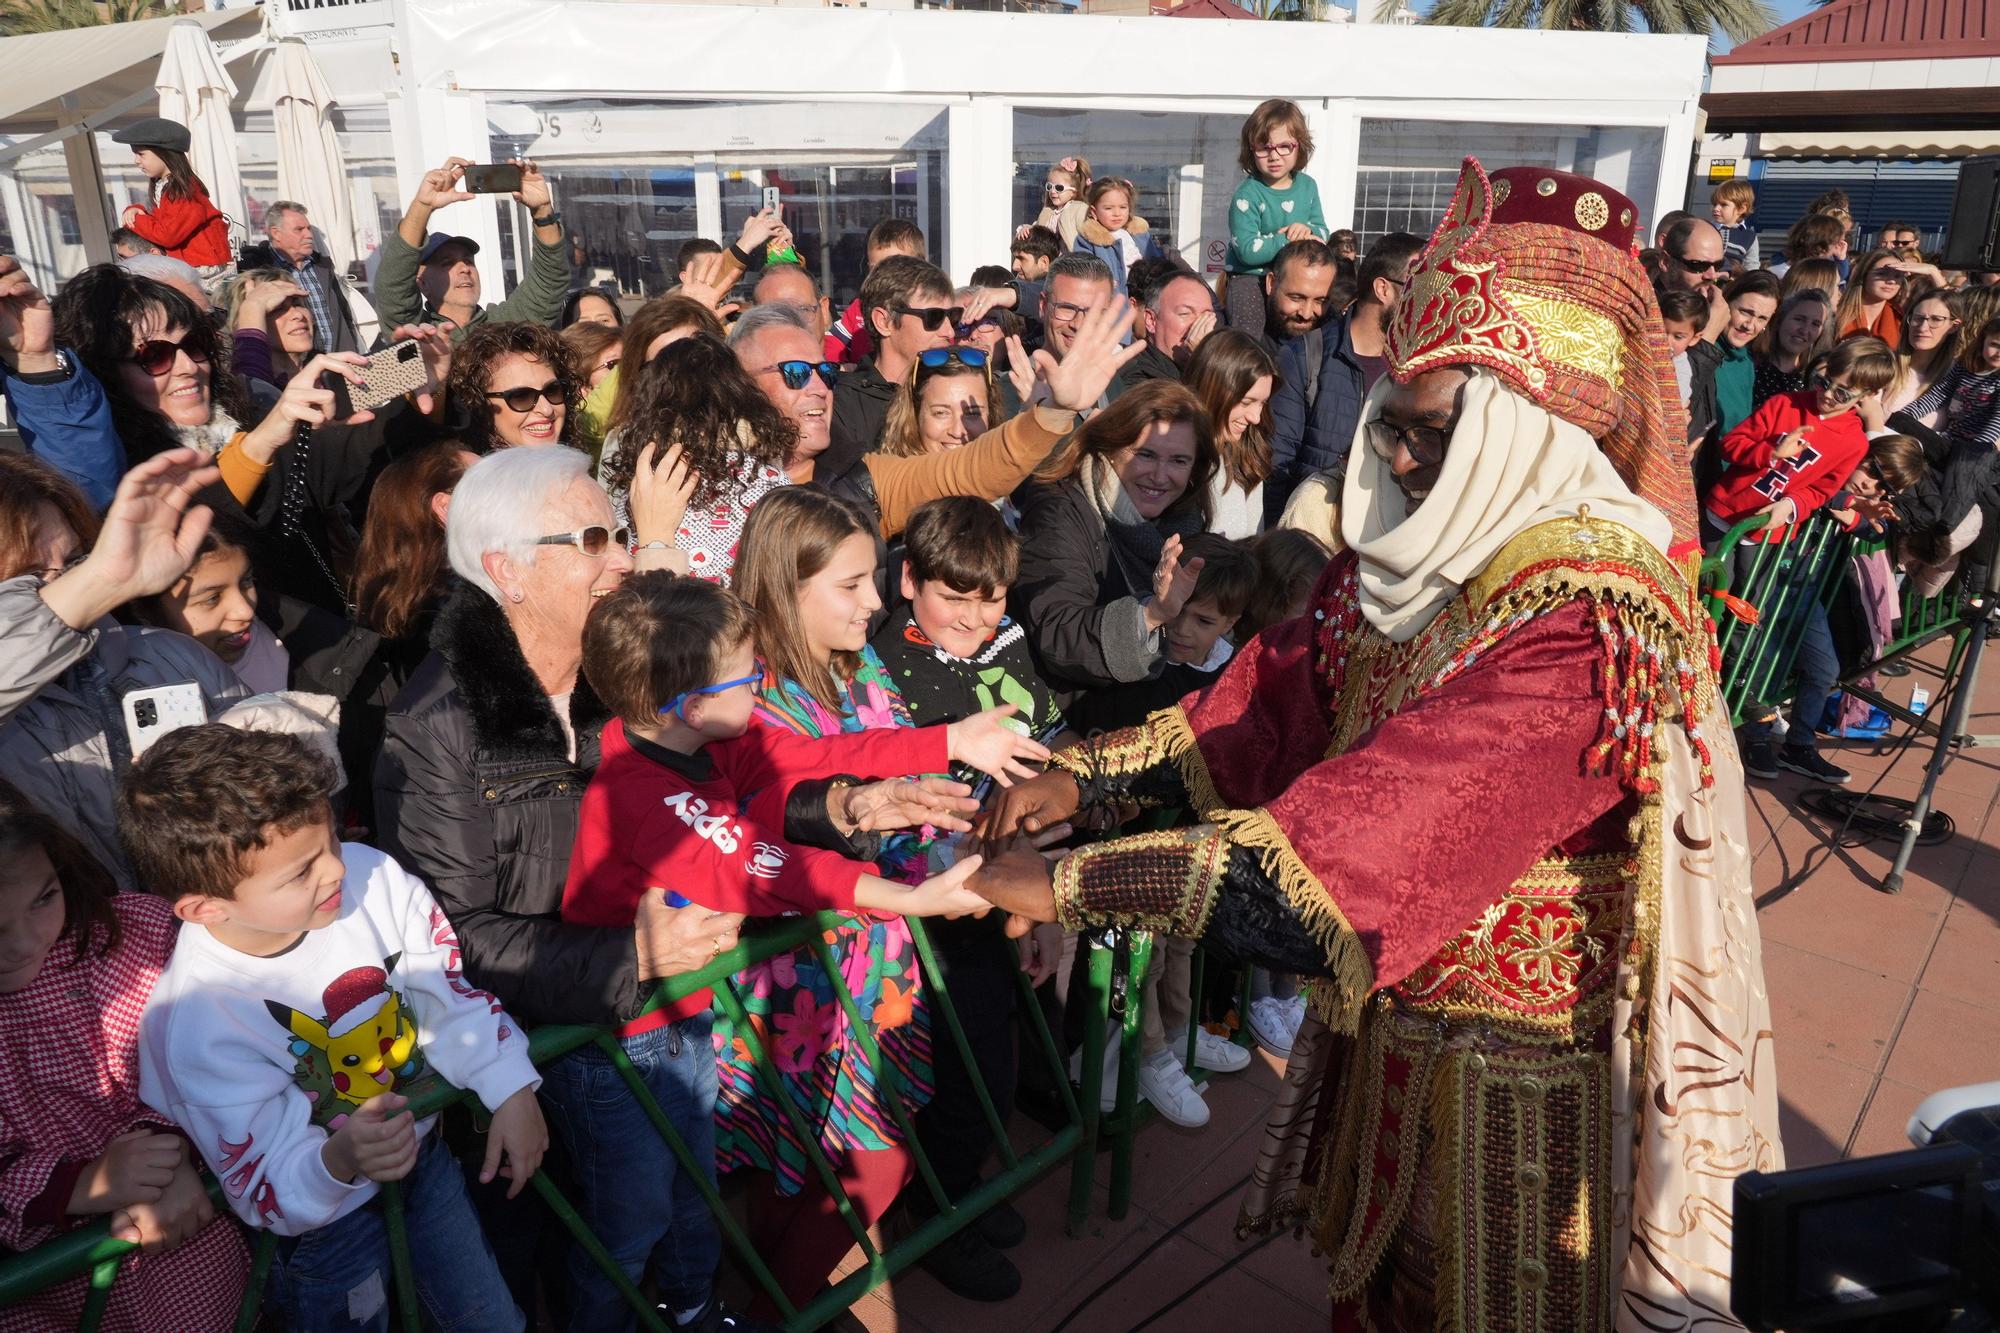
[973, 158, 1781, 1333]
[1251, 238, 1338, 356]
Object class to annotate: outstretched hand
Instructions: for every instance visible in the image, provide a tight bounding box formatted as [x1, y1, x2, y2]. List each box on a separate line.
[840, 775, 980, 834]
[1040, 296, 1144, 414]
[0, 255, 57, 372]
[40, 450, 220, 631]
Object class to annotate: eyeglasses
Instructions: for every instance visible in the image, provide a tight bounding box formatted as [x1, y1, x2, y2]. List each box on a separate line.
[918, 347, 988, 370]
[1045, 299, 1090, 324]
[1672, 253, 1723, 276]
[534, 524, 629, 557]
[759, 359, 839, 391]
[1910, 314, 1957, 329]
[1810, 371, 1865, 406]
[1364, 419, 1449, 467]
[660, 671, 763, 720]
[596, 356, 622, 374]
[487, 380, 569, 413]
[1254, 142, 1300, 158]
[127, 330, 213, 377]
[893, 304, 965, 332]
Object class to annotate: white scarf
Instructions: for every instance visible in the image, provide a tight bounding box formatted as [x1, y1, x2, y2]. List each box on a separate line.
[1109, 228, 1144, 269]
[1340, 370, 1673, 643]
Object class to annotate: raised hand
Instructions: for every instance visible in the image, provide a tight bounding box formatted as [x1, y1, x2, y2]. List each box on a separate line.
[945, 705, 1053, 788]
[0, 255, 57, 373]
[629, 440, 696, 549]
[40, 450, 220, 630]
[1040, 295, 1144, 414]
[513, 159, 554, 218]
[235, 276, 307, 330]
[737, 207, 783, 254]
[385, 323, 453, 415]
[411, 158, 477, 214]
[1144, 534, 1205, 630]
[1003, 333, 1043, 410]
[678, 251, 736, 314]
[238, 352, 375, 467]
[1183, 309, 1217, 355]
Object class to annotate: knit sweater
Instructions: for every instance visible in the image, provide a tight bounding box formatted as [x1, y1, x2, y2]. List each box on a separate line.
[1226, 175, 1326, 276]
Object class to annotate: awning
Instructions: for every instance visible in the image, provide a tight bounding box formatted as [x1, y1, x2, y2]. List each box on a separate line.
[0, 7, 262, 135]
[1757, 129, 2000, 160]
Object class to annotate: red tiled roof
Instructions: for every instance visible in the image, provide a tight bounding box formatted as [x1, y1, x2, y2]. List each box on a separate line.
[1712, 0, 2000, 64]
[1164, 0, 1261, 17]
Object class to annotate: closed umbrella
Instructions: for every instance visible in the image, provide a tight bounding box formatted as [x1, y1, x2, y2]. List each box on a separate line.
[268, 37, 354, 273]
[156, 19, 243, 242]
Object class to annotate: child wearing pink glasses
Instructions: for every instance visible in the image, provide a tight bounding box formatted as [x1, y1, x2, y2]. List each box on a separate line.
[1224, 99, 1328, 337]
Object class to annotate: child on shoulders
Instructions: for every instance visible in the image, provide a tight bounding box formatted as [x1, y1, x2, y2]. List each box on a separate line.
[127, 726, 544, 1333]
[0, 779, 247, 1333]
[1224, 99, 1328, 337]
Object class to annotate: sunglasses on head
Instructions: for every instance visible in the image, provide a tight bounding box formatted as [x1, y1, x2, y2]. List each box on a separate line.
[534, 524, 629, 557]
[918, 347, 988, 370]
[761, 359, 839, 391]
[660, 671, 763, 721]
[894, 304, 965, 332]
[128, 329, 213, 376]
[486, 380, 569, 413]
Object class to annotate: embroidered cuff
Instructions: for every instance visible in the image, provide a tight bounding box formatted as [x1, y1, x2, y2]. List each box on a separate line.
[1052, 824, 1230, 937]
[1052, 708, 1201, 813]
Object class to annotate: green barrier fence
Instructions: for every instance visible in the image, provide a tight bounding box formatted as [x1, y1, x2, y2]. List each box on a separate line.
[0, 906, 1175, 1331]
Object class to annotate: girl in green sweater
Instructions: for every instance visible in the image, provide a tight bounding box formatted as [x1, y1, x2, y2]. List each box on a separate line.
[1225, 99, 1328, 337]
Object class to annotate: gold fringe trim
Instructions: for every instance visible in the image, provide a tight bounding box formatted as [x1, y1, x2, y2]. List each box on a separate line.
[1211, 806, 1374, 1034]
[1153, 704, 1227, 821]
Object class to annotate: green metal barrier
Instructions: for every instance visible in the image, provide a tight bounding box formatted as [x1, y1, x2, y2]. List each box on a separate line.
[0, 909, 1120, 1331]
[1702, 514, 1856, 729]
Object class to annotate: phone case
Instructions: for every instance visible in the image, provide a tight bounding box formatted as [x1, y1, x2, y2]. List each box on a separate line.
[339, 340, 430, 415]
[122, 682, 208, 759]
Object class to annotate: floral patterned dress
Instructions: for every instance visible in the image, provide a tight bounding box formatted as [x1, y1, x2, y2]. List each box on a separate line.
[710, 646, 936, 1195]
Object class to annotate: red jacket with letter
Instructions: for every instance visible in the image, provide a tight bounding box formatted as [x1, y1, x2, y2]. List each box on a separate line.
[1705, 389, 1868, 542]
[561, 718, 946, 1026]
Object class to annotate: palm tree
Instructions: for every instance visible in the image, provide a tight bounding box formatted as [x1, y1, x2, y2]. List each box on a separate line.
[1418, 0, 1776, 46]
[0, 0, 169, 36]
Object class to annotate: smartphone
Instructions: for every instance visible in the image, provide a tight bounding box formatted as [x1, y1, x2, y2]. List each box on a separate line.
[462, 163, 524, 194]
[323, 339, 428, 418]
[761, 185, 782, 215]
[121, 682, 207, 759]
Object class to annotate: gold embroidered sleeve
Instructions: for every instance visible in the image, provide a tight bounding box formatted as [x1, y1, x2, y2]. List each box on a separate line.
[1050, 707, 1203, 814]
[1053, 824, 1230, 937]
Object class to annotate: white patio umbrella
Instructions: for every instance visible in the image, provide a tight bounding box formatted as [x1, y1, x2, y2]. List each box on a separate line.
[156, 19, 244, 242]
[268, 37, 354, 273]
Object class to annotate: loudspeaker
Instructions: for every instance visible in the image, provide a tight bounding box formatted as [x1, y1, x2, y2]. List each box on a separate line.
[1939, 155, 2000, 271]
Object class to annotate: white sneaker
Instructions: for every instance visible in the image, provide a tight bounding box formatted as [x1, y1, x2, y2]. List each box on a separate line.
[1248, 995, 1304, 1059]
[1136, 1048, 1210, 1127]
[1171, 1025, 1251, 1074]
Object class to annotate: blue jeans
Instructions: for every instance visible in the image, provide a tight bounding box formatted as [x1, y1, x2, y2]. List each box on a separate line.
[539, 1013, 721, 1331]
[1742, 571, 1841, 756]
[266, 1133, 523, 1333]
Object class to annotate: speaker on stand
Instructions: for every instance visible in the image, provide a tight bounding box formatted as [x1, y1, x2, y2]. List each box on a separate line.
[1939, 155, 2000, 272]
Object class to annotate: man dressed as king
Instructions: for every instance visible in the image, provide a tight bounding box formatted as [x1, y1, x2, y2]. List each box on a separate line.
[974, 157, 1783, 1332]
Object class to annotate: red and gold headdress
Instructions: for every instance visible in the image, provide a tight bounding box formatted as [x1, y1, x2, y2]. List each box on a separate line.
[1384, 157, 1699, 558]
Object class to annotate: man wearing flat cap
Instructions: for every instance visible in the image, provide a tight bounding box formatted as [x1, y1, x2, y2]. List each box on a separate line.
[975, 158, 1781, 1332]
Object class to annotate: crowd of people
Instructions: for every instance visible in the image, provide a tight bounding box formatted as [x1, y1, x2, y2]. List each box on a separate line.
[0, 99, 1978, 1333]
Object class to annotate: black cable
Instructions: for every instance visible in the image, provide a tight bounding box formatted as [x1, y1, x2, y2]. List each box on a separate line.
[1125, 1228, 1289, 1333]
[1796, 787, 1955, 847]
[1046, 1170, 1252, 1333]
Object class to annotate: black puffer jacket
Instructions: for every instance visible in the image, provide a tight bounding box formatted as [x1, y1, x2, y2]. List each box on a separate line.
[371, 582, 640, 1029]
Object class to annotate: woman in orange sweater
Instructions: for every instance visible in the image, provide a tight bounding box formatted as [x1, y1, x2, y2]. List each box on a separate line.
[110, 118, 231, 271]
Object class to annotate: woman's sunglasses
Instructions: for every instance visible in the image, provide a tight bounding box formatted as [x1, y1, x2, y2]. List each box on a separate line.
[918, 347, 988, 370]
[128, 330, 213, 377]
[534, 524, 629, 557]
[894, 304, 966, 332]
[660, 672, 763, 720]
[487, 380, 569, 413]
[761, 359, 840, 391]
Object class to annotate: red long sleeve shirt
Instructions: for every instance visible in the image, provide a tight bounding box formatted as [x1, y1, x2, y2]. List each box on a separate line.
[1706, 390, 1869, 543]
[561, 719, 947, 1026]
[124, 188, 231, 267]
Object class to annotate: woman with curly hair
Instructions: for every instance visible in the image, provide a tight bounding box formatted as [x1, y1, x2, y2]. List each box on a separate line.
[447, 319, 578, 451]
[577, 293, 725, 461]
[599, 331, 797, 583]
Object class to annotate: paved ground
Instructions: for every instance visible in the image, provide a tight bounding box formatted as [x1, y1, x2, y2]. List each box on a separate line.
[827, 632, 2000, 1333]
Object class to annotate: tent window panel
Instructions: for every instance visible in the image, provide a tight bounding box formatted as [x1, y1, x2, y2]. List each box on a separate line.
[1356, 119, 1663, 248]
[1011, 106, 1239, 259]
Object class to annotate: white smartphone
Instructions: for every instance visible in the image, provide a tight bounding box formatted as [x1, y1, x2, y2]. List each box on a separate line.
[121, 682, 207, 759]
[761, 185, 782, 215]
